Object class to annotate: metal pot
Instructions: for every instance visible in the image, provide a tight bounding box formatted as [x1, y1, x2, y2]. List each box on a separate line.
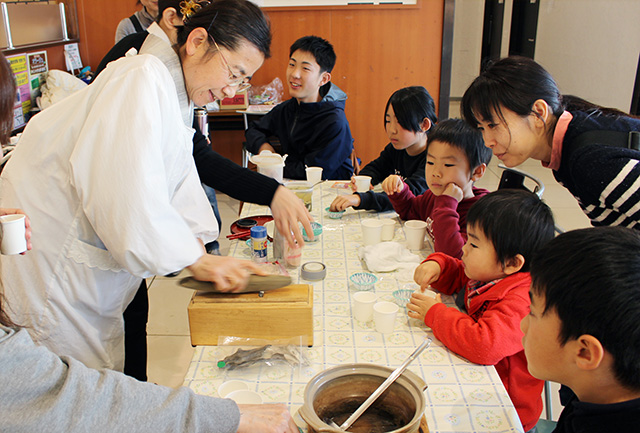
[298, 363, 427, 433]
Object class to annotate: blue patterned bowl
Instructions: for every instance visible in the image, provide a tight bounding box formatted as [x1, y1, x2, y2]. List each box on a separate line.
[349, 272, 378, 291]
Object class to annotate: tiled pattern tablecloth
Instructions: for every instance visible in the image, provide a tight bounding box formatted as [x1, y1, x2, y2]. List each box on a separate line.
[185, 182, 525, 433]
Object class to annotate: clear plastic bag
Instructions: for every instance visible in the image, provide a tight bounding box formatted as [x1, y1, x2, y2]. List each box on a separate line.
[248, 77, 284, 105]
[216, 336, 309, 371]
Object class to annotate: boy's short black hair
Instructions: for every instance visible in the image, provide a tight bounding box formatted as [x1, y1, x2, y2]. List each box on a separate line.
[466, 189, 554, 271]
[530, 226, 640, 391]
[427, 118, 492, 170]
[289, 35, 336, 73]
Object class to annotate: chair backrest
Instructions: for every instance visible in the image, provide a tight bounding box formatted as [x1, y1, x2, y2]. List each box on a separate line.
[497, 163, 545, 199]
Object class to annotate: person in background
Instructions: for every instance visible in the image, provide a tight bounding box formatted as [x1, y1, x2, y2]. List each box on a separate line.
[0, 49, 298, 433]
[523, 227, 640, 433]
[245, 35, 354, 180]
[115, 0, 159, 42]
[461, 56, 640, 230]
[330, 86, 436, 213]
[410, 189, 556, 432]
[0, 0, 271, 374]
[382, 119, 491, 258]
[97, 0, 313, 382]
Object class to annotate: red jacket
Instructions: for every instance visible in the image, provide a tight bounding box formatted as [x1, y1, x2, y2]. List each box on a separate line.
[425, 253, 543, 432]
[388, 184, 489, 258]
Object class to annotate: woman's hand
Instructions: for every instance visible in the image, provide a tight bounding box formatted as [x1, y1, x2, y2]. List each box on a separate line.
[407, 291, 443, 322]
[381, 175, 404, 195]
[187, 255, 266, 292]
[270, 185, 313, 247]
[0, 208, 32, 253]
[236, 404, 299, 433]
[330, 194, 360, 211]
[413, 260, 441, 290]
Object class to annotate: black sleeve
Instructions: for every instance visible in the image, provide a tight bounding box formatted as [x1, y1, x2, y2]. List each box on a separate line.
[244, 111, 275, 154]
[192, 121, 280, 206]
[94, 31, 149, 79]
[355, 191, 394, 212]
[359, 145, 395, 185]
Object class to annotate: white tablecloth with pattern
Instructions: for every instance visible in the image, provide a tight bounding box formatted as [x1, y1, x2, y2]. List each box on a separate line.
[184, 182, 525, 433]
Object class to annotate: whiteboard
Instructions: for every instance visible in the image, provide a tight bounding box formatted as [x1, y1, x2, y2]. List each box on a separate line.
[250, 0, 417, 7]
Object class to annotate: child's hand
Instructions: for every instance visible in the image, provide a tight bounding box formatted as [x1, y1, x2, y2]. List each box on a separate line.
[381, 175, 404, 195]
[330, 194, 360, 211]
[442, 183, 464, 202]
[413, 260, 441, 290]
[407, 292, 443, 322]
[349, 176, 357, 192]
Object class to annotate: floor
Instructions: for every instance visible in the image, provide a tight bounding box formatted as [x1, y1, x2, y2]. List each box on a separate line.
[145, 156, 590, 422]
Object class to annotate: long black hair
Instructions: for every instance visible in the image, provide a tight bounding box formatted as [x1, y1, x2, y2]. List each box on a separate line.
[175, 0, 271, 59]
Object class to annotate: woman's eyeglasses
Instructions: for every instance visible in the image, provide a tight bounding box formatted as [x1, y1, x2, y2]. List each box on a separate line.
[211, 37, 251, 93]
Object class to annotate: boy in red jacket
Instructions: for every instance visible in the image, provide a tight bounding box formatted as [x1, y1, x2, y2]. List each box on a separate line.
[382, 119, 492, 258]
[409, 189, 555, 432]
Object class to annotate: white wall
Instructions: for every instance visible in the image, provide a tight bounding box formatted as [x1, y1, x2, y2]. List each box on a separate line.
[536, 0, 640, 112]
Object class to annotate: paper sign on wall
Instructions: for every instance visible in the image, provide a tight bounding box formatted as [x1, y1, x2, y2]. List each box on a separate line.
[64, 43, 82, 72]
[7, 53, 30, 129]
[27, 51, 48, 103]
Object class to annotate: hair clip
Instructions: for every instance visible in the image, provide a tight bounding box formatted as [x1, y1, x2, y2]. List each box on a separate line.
[180, 0, 210, 22]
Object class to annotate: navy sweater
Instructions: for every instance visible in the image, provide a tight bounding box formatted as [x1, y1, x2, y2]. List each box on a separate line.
[245, 82, 354, 180]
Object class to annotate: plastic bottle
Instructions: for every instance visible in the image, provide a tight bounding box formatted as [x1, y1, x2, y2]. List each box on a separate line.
[250, 226, 267, 263]
[273, 226, 285, 261]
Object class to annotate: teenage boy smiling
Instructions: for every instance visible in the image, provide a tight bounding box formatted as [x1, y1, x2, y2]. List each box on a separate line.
[245, 35, 354, 180]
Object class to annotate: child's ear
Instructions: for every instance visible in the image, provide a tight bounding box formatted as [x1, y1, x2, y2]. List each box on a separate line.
[470, 163, 487, 181]
[574, 334, 606, 371]
[320, 71, 331, 87]
[420, 118, 432, 133]
[503, 254, 525, 275]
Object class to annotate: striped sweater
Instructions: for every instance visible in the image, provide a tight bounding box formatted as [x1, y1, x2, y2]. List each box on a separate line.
[554, 110, 640, 229]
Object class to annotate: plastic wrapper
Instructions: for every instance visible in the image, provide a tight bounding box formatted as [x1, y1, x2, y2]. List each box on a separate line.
[216, 336, 309, 371]
[248, 77, 284, 105]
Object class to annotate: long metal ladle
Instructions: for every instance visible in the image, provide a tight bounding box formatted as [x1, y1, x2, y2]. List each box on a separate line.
[328, 337, 432, 431]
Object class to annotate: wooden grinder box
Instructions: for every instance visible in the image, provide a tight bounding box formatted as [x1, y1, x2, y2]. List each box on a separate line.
[188, 284, 313, 346]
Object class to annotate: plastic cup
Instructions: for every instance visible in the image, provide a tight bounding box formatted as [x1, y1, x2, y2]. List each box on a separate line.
[305, 166, 323, 184]
[381, 219, 396, 241]
[0, 214, 27, 255]
[285, 180, 313, 211]
[218, 380, 249, 398]
[354, 175, 372, 193]
[226, 389, 263, 404]
[374, 301, 399, 334]
[404, 220, 428, 250]
[352, 291, 378, 322]
[361, 219, 383, 246]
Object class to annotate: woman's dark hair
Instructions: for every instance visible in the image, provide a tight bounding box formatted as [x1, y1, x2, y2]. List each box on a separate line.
[289, 35, 336, 73]
[176, 0, 271, 59]
[0, 53, 16, 145]
[384, 86, 437, 133]
[461, 56, 633, 129]
[530, 226, 640, 391]
[426, 118, 492, 170]
[157, 0, 183, 22]
[466, 189, 555, 271]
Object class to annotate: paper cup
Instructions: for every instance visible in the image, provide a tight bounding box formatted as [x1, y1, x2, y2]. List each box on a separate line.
[404, 220, 428, 250]
[0, 214, 27, 255]
[354, 175, 372, 193]
[352, 291, 378, 322]
[305, 166, 323, 184]
[226, 389, 263, 404]
[374, 301, 399, 334]
[361, 219, 383, 246]
[381, 219, 396, 241]
[218, 380, 249, 398]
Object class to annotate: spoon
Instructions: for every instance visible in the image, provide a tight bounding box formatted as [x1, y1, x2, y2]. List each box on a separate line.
[328, 337, 432, 431]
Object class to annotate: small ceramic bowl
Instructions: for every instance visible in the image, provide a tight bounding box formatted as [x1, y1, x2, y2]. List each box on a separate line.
[325, 206, 346, 219]
[392, 289, 414, 307]
[349, 272, 378, 291]
[218, 380, 249, 398]
[226, 389, 263, 404]
[303, 222, 323, 242]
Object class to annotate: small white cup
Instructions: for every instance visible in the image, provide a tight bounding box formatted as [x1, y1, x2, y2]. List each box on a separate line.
[404, 220, 428, 250]
[218, 380, 249, 398]
[352, 291, 378, 322]
[226, 389, 263, 404]
[374, 301, 399, 334]
[381, 219, 396, 241]
[361, 218, 383, 246]
[354, 175, 372, 193]
[305, 166, 323, 184]
[0, 214, 27, 255]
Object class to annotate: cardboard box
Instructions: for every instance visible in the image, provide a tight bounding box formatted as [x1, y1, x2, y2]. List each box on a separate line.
[219, 90, 248, 110]
[188, 284, 313, 346]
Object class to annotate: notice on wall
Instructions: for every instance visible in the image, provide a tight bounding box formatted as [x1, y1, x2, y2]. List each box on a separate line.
[64, 43, 83, 72]
[7, 53, 30, 129]
[27, 51, 48, 103]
